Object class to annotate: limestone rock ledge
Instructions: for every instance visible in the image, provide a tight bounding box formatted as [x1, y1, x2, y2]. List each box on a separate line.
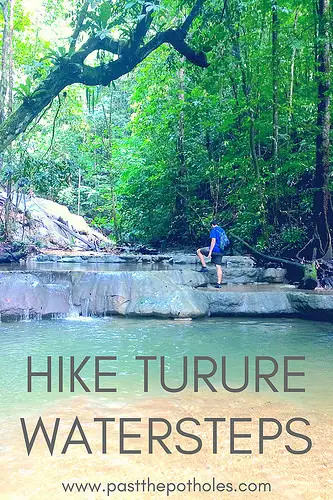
[0, 270, 332, 321]
[0, 270, 208, 320]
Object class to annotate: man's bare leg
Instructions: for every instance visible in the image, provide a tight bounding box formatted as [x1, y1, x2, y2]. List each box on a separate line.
[216, 265, 222, 284]
[197, 248, 207, 268]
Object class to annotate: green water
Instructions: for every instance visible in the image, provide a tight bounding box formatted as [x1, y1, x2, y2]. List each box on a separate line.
[1, 317, 333, 416]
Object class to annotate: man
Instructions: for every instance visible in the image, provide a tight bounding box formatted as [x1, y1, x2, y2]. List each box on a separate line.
[197, 220, 224, 288]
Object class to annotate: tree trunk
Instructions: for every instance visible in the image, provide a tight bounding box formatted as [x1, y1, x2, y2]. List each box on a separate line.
[111, 188, 119, 241]
[0, 0, 15, 121]
[226, 3, 260, 181]
[52, 218, 96, 250]
[3, 173, 12, 237]
[174, 59, 189, 238]
[313, 0, 332, 259]
[225, 2, 267, 237]
[288, 10, 299, 126]
[77, 167, 81, 216]
[7, 0, 15, 115]
[0, 69, 72, 154]
[206, 131, 221, 216]
[0, 0, 9, 171]
[272, 0, 279, 219]
[1, 0, 15, 239]
[229, 74, 241, 131]
[230, 232, 318, 288]
[230, 232, 305, 270]
[0, 0, 9, 125]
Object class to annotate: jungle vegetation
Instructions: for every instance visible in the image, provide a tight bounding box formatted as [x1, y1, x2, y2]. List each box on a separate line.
[0, 0, 332, 259]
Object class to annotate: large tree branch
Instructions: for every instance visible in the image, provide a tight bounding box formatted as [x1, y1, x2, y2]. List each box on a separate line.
[0, 0, 208, 153]
[165, 29, 209, 66]
[0, 69, 73, 153]
[69, 0, 90, 51]
[78, 28, 208, 86]
[131, 2, 155, 47]
[75, 0, 204, 63]
[137, 28, 209, 68]
[72, 35, 122, 62]
[180, 0, 205, 34]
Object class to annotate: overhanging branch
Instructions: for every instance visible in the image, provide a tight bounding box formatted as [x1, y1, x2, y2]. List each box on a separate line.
[135, 24, 209, 69]
[69, 0, 90, 51]
[0, 0, 209, 153]
[72, 36, 122, 63]
[73, 0, 207, 76]
[131, 2, 155, 46]
[79, 28, 208, 86]
[165, 30, 209, 67]
[180, 0, 205, 34]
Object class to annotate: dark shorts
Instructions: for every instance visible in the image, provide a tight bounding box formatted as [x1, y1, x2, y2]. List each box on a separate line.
[201, 247, 223, 265]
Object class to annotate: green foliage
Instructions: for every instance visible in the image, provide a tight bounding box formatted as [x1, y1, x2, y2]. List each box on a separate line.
[304, 263, 317, 280]
[14, 77, 33, 99]
[1, 0, 331, 255]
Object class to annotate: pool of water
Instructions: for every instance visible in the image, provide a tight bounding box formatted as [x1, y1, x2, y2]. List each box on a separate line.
[1, 317, 333, 417]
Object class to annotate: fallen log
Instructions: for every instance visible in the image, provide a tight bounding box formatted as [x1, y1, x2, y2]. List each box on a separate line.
[230, 233, 317, 289]
[51, 218, 96, 251]
[230, 233, 304, 269]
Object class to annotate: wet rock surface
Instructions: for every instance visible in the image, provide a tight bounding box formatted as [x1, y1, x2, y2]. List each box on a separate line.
[27, 254, 287, 286]
[287, 291, 333, 319]
[205, 289, 294, 316]
[0, 272, 71, 320]
[72, 271, 208, 318]
[0, 270, 332, 321]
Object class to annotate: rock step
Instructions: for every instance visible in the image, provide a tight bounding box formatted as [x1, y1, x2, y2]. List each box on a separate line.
[29, 254, 287, 284]
[33, 254, 255, 266]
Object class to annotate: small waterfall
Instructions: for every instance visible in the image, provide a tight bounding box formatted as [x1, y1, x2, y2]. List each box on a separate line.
[23, 309, 30, 321]
[103, 294, 108, 318]
[82, 297, 90, 317]
[67, 288, 80, 319]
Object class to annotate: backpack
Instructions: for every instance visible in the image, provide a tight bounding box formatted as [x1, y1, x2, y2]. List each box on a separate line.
[217, 227, 230, 251]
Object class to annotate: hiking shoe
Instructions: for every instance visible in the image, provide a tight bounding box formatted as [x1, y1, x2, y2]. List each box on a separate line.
[198, 267, 209, 273]
[215, 283, 222, 288]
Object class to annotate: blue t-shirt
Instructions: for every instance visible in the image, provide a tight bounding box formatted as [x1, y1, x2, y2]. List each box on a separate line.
[210, 226, 222, 253]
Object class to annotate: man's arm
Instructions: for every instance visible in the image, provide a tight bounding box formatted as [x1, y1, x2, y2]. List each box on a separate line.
[208, 238, 216, 259]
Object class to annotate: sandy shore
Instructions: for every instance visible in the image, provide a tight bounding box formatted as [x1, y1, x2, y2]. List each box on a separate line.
[1, 391, 332, 500]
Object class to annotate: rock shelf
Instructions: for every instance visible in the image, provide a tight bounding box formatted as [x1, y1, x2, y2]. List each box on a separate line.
[0, 269, 332, 321]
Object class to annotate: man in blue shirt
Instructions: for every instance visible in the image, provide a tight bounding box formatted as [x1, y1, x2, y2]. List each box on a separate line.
[197, 220, 224, 288]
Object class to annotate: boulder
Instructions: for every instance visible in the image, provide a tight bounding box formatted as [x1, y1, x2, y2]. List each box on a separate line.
[33, 254, 61, 262]
[261, 267, 287, 283]
[0, 270, 209, 320]
[0, 192, 111, 251]
[0, 272, 70, 320]
[170, 255, 198, 265]
[207, 266, 259, 284]
[224, 256, 256, 268]
[205, 289, 294, 316]
[71, 270, 209, 318]
[287, 291, 333, 319]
